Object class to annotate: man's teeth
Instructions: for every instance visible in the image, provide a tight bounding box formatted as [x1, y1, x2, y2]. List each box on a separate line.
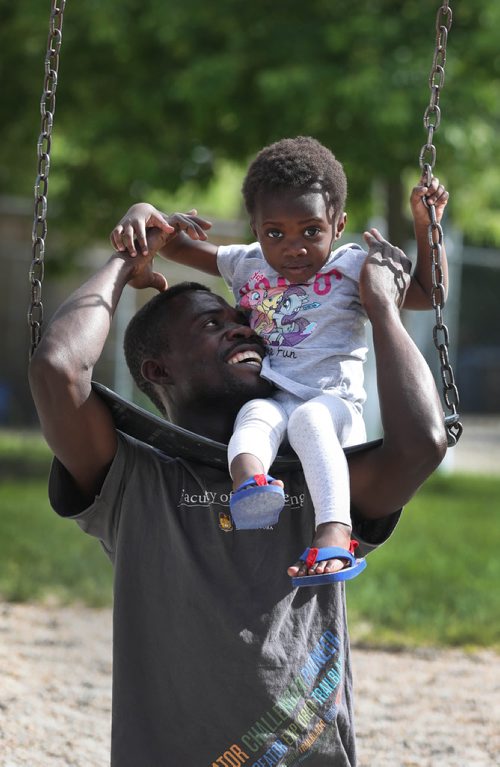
[228, 351, 262, 366]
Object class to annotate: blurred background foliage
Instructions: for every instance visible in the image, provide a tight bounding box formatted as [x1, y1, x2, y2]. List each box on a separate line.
[1, 0, 500, 260]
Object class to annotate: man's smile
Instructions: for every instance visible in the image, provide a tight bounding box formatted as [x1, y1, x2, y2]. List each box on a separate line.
[227, 349, 263, 369]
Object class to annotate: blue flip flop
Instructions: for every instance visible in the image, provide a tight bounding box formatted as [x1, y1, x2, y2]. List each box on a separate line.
[230, 473, 285, 529]
[291, 545, 367, 587]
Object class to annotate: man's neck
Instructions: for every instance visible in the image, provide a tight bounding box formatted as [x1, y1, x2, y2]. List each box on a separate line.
[171, 406, 235, 445]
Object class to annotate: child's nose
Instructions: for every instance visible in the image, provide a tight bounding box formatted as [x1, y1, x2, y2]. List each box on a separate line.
[284, 238, 307, 257]
[286, 243, 307, 257]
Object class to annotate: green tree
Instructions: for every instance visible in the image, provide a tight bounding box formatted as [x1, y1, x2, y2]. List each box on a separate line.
[1, 0, 499, 249]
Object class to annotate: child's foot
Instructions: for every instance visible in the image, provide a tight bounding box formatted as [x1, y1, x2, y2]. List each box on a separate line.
[230, 474, 285, 530]
[287, 522, 353, 578]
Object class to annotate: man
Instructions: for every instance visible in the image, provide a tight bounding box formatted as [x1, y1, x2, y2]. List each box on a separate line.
[29, 227, 446, 766]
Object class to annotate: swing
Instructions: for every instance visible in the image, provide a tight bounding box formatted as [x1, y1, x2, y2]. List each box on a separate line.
[28, 1, 462, 468]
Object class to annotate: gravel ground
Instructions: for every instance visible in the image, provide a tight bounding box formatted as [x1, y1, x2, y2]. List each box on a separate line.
[0, 602, 498, 767]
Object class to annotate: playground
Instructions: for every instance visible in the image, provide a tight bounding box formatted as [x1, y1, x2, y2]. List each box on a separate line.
[1, 602, 498, 767]
[1, 1, 499, 765]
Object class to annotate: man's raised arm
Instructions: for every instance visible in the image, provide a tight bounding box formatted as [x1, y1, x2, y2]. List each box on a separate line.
[348, 229, 447, 520]
[29, 247, 167, 503]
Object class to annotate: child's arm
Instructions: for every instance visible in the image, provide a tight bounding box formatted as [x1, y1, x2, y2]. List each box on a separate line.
[110, 203, 220, 276]
[402, 175, 449, 310]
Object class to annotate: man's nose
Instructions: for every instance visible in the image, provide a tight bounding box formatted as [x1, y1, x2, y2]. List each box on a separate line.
[225, 322, 255, 339]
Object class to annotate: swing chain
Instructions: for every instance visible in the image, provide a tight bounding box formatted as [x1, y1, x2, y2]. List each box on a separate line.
[28, 0, 67, 358]
[418, 1, 462, 447]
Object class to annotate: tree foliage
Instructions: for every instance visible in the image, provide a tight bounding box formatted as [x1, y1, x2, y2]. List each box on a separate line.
[1, 0, 500, 249]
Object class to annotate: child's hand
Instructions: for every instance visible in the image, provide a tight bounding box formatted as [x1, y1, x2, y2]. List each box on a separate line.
[111, 203, 174, 257]
[410, 174, 449, 226]
[110, 204, 212, 257]
[165, 210, 212, 244]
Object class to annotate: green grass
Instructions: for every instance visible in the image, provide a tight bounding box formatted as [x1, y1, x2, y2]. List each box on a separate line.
[1, 430, 112, 605]
[0, 429, 54, 478]
[1, 431, 500, 646]
[347, 473, 500, 649]
[0, 479, 113, 605]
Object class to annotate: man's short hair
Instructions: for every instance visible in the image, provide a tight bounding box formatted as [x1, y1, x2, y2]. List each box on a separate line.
[124, 282, 211, 415]
[242, 136, 347, 217]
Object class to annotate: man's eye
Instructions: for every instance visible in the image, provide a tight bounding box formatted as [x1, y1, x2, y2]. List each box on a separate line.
[204, 319, 218, 327]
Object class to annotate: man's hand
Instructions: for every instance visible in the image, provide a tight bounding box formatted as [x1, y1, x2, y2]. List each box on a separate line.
[360, 228, 412, 313]
[410, 173, 449, 228]
[124, 226, 171, 292]
[110, 203, 212, 257]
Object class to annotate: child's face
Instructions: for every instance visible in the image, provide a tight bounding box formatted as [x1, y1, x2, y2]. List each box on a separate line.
[251, 188, 346, 284]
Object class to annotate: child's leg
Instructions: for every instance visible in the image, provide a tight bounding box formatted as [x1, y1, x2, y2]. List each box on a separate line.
[287, 394, 366, 529]
[228, 397, 288, 486]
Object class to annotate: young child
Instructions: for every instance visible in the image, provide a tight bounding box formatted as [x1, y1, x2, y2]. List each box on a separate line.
[111, 136, 449, 586]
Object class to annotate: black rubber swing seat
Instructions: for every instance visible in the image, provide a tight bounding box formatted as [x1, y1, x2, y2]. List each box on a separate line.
[92, 381, 382, 471]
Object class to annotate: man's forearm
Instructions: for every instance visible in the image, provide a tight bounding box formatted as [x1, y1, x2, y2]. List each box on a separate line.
[349, 229, 447, 519]
[371, 302, 446, 468]
[348, 302, 446, 520]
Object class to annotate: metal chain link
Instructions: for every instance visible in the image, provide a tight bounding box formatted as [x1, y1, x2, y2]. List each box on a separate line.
[28, 1, 67, 358]
[418, 1, 463, 447]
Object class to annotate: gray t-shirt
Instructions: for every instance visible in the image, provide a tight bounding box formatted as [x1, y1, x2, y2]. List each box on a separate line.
[49, 432, 399, 766]
[218, 242, 368, 405]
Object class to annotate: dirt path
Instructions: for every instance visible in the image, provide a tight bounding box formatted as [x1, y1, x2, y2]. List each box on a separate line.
[0, 603, 498, 766]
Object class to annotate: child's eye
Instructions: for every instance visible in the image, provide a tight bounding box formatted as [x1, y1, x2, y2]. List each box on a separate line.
[266, 230, 283, 239]
[304, 227, 320, 237]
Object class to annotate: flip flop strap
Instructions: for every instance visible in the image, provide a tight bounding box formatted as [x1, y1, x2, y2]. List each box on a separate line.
[234, 474, 275, 493]
[301, 546, 356, 569]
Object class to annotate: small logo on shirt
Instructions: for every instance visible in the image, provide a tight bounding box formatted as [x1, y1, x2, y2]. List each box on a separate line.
[218, 511, 234, 532]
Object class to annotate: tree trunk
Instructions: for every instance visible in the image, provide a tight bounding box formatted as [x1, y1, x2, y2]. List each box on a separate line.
[386, 176, 412, 248]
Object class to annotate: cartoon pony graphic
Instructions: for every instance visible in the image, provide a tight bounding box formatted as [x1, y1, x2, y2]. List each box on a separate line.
[266, 286, 320, 347]
[240, 284, 320, 347]
[240, 287, 283, 336]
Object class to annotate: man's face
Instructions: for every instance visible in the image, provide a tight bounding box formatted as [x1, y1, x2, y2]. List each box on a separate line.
[251, 188, 346, 284]
[158, 290, 273, 416]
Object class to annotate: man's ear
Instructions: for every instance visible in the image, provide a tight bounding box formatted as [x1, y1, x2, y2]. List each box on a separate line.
[141, 358, 174, 385]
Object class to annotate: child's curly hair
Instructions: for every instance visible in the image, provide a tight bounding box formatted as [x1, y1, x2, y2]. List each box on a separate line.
[242, 136, 347, 217]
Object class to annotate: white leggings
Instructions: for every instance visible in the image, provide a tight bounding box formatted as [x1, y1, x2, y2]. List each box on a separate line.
[227, 391, 366, 528]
